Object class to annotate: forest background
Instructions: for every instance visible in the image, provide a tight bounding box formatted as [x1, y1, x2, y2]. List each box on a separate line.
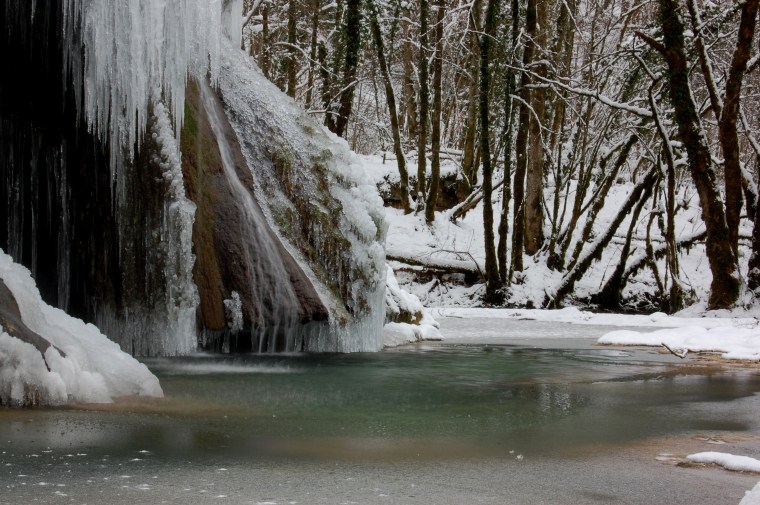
[238, 0, 760, 313]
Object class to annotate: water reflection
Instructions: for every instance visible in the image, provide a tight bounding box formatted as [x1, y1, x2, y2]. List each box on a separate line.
[1, 344, 759, 463]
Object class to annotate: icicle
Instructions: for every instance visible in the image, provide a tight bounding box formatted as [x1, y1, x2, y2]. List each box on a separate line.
[60, 0, 223, 178]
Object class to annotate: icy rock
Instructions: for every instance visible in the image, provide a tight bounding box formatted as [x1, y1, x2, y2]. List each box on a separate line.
[216, 37, 387, 351]
[383, 267, 441, 347]
[61, 0, 222, 173]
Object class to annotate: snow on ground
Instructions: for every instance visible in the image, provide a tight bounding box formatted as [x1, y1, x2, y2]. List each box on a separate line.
[422, 306, 760, 360]
[684, 452, 760, 505]
[599, 326, 760, 360]
[0, 249, 162, 406]
[384, 267, 442, 347]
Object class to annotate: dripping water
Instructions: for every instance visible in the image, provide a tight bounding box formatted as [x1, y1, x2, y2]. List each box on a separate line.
[199, 79, 301, 352]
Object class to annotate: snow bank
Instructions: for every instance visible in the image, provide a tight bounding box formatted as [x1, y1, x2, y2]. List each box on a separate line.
[383, 321, 442, 347]
[599, 326, 760, 360]
[687, 452, 760, 473]
[434, 307, 759, 329]
[0, 250, 162, 406]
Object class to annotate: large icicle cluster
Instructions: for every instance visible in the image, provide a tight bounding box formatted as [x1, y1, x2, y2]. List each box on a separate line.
[62, 0, 222, 173]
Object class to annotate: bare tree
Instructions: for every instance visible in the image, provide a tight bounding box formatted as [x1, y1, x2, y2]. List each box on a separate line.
[638, 0, 741, 309]
[480, 0, 501, 301]
[426, 0, 446, 222]
[368, 0, 412, 213]
[333, 0, 362, 137]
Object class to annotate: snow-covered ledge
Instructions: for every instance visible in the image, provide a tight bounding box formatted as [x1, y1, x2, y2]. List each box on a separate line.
[0, 250, 162, 406]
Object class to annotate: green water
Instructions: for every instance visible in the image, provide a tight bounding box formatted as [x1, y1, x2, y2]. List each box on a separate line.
[2, 334, 759, 504]
[5, 342, 756, 459]
[144, 344, 758, 455]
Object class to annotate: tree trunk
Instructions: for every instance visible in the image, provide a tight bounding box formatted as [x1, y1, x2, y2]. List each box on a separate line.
[333, 0, 362, 138]
[318, 41, 336, 132]
[719, 0, 759, 256]
[460, 0, 482, 193]
[648, 0, 741, 309]
[649, 83, 684, 312]
[497, 0, 519, 281]
[401, 19, 418, 141]
[286, 0, 298, 98]
[261, 3, 271, 78]
[480, 0, 501, 302]
[305, 0, 321, 108]
[416, 0, 431, 207]
[524, 0, 547, 255]
[748, 193, 760, 294]
[425, 0, 445, 223]
[368, 0, 412, 213]
[511, 0, 537, 276]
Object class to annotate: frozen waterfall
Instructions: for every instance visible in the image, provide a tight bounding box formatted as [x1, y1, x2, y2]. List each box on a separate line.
[1, 0, 387, 356]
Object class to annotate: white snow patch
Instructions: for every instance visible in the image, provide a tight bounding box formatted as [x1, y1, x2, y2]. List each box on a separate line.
[687, 452, 760, 473]
[599, 326, 760, 361]
[740, 481, 760, 505]
[0, 249, 162, 405]
[383, 321, 442, 348]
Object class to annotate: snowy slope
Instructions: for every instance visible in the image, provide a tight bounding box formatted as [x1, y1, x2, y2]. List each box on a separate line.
[364, 151, 754, 311]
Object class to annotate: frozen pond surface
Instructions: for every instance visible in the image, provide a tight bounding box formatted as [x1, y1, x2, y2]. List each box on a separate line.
[2, 317, 759, 504]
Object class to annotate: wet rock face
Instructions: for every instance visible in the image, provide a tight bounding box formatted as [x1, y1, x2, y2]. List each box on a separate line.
[181, 80, 329, 352]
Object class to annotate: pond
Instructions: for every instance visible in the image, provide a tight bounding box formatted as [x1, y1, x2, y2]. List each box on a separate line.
[1, 317, 759, 504]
